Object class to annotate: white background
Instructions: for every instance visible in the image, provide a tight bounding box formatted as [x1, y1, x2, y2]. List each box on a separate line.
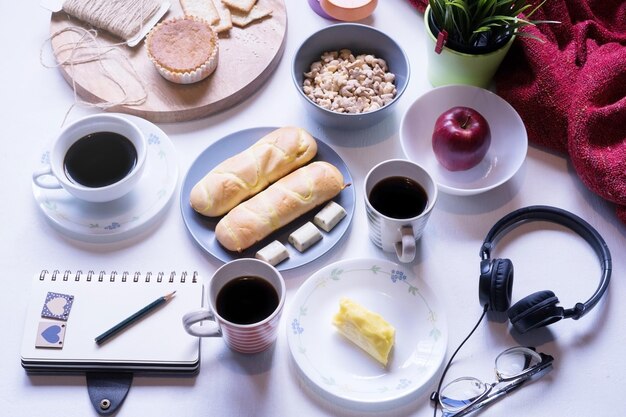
[1, 1, 625, 416]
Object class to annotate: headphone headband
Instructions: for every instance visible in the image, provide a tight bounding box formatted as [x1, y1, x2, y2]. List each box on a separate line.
[480, 205, 611, 320]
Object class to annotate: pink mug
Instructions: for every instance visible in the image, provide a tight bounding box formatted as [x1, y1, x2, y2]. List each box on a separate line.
[182, 259, 285, 354]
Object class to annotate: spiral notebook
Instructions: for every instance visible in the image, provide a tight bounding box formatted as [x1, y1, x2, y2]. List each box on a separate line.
[20, 270, 203, 374]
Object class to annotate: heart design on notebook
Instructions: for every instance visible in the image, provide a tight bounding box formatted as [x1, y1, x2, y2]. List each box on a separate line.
[46, 297, 68, 316]
[41, 325, 62, 344]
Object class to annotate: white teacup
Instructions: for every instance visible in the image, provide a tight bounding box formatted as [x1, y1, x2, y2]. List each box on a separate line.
[32, 114, 147, 203]
[182, 259, 286, 354]
[364, 159, 438, 263]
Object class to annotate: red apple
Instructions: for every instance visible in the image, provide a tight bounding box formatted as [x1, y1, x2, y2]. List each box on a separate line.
[432, 106, 491, 171]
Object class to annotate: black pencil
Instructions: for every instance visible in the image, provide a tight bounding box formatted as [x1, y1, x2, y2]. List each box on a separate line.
[95, 291, 176, 345]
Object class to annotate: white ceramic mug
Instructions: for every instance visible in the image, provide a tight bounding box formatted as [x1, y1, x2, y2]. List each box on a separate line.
[364, 159, 438, 263]
[32, 114, 147, 203]
[182, 259, 286, 354]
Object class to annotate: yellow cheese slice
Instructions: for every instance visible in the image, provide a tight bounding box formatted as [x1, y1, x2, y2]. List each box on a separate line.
[332, 297, 395, 366]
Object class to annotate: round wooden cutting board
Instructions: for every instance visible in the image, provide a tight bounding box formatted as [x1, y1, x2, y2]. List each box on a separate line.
[49, 0, 287, 123]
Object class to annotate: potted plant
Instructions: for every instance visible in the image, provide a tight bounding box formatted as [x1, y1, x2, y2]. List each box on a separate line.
[424, 0, 555, 87]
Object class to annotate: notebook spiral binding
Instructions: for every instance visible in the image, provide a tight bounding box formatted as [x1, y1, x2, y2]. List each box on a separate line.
[39, 269, 199, 283]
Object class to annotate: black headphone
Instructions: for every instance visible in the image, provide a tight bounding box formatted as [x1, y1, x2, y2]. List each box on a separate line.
[479, 205, 611, 334]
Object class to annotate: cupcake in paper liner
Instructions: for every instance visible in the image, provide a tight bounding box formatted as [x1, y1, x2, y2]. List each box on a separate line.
[146, 16, 219, 84]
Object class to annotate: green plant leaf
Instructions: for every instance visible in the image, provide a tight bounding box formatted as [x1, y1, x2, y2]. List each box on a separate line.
[428, 0, 557, 49]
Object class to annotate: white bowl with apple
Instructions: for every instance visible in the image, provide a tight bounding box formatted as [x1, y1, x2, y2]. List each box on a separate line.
[400, 85, 527, 196]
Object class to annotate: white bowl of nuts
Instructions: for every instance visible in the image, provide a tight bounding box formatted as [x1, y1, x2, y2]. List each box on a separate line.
[292, 23, 410, 129]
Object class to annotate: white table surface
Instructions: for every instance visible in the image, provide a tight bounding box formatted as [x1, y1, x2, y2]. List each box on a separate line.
[2, 1, 625, 416]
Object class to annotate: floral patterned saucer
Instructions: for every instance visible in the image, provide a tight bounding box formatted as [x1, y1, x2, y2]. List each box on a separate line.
[32, 114, 178, 243]
[287, 258, 448, 407]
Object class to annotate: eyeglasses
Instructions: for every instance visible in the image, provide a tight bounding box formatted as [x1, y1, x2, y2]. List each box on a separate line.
[435, 346, 554, 417]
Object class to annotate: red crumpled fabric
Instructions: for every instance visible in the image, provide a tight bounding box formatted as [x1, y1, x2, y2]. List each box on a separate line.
[407, 0, 427, 13]
[408, 0, 626, 224]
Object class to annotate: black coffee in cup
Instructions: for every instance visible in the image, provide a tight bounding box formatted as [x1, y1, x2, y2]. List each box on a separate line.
[216, 276, 279, 325]
[369, 176, 428, 219]
[63, 132, 138, 188]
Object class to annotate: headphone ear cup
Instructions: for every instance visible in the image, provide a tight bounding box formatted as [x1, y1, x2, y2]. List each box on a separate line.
[507, 290, 563, 334]
[491, 259, 514, 312]
[479, 258, 513, 312]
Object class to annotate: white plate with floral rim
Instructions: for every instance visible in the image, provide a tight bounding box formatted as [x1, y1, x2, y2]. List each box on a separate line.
[287, 258, 447, 407]
[32, 114, 178, 243]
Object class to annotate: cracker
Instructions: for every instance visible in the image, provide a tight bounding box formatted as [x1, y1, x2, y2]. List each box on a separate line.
[180, 0, 220, 24]
[222, 0, 256, 13]
[231, 4, 272, 27]
[212, 0, 233, 33]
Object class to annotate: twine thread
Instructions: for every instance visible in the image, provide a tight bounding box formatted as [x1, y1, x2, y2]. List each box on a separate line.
[41, 26, 148, 126]
[62, 0, 161, 41]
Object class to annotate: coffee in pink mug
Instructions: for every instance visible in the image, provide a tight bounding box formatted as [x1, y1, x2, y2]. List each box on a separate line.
[182, 258, 285, 354]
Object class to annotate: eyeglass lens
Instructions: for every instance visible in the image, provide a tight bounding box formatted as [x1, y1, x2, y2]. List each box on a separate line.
[439, 377, 489, 412]
[495, 347, 542, 379]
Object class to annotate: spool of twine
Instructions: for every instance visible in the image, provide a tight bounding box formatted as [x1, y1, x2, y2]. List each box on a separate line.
[62, 0, 161, 41]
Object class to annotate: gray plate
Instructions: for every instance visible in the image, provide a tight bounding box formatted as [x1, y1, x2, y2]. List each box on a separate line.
[180, 127, 355, 271]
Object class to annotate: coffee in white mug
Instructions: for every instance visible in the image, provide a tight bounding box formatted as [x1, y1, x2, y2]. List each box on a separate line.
[364, 159, 438, 263]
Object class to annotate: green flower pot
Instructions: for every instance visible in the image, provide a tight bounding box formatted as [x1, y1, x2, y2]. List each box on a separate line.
[424, 6, 515, 88]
